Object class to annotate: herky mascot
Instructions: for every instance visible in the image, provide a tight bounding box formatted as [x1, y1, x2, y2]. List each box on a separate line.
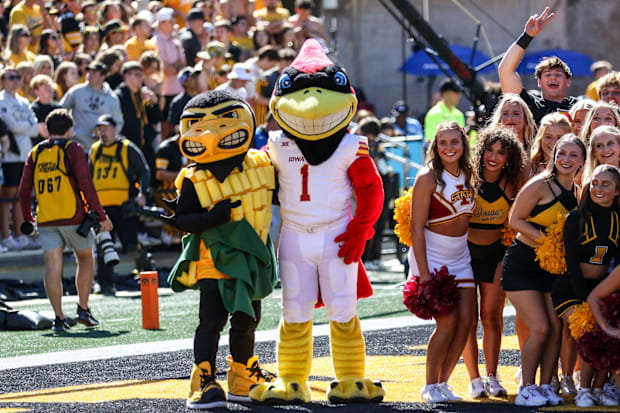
[165, 90, 277, 409]
[250, 39, 385, 404]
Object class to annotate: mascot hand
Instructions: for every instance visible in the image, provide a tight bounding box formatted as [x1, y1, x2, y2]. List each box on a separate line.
[334, 226, 374, 264]
[208, 199, 241, 223]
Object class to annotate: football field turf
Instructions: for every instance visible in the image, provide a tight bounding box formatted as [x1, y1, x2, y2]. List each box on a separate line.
[1, 268, 617, 412]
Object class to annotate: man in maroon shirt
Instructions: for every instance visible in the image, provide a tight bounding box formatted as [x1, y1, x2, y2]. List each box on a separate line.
[19, 109, 113, 332]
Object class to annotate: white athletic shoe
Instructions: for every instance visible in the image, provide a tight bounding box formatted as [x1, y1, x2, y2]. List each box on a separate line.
[2, 236, 22, 250]
[438, 382, 462, 401]
[484, 374, 507, 397]
[421, 384, 447, 403]
[0, 243, 8, 253]
[550, 376, 560, 394]
[593, 388, 620, 406]
[575, 388, 596, 408]
[539, 383, 564, 405]
[467, 377, 488, 398]
[514, 384, 547, 407]
[603, 378, 620, 402]
[573, 370, 581, 388]
[560, 374, 577, 395]
[14, 234, 31, 250]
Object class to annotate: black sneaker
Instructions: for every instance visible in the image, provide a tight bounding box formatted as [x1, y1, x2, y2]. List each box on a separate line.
[52, 317, 71, 332]
[75, 305, 99, 327]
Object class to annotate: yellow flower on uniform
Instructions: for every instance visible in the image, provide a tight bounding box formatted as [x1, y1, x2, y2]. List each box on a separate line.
[393, 188, 412, 247]
[568, 302, 596, 340]
[534, 213, 567, 274]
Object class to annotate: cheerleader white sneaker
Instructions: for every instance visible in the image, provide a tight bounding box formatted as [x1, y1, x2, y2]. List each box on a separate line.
[421, 384, 447, 403]
[438, 382, 462, 401]
[593, 388, 619, 406]
[560, 374, 577, 395]
[603, 378, 619, 402]
[539, 384, 564, 405]
[467, 377, 488, 398]
[514, 384, 547, 407]
[575, 388, 596, 407]
[484, 374, 507, 397]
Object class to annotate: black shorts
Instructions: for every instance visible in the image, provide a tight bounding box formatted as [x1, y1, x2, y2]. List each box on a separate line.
[468, 240, 507, 284]
[501, 239, 558, 292]
[552, 275, 603, 317]
[1, 162, 24, 187]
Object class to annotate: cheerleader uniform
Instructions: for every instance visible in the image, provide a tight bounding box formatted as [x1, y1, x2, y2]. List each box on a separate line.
[501, 178, 577, 292]
[553, 205, 620, 316]
[468, 179, 511, 283]
[408, 169, 475, 288]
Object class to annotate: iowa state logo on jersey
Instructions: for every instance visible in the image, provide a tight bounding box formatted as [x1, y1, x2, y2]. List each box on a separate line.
[451, 184, 473, 205]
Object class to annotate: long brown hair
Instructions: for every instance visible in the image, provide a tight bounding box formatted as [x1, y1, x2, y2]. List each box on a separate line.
[426, 121, 475, 192]
[530, 113, 572, 173]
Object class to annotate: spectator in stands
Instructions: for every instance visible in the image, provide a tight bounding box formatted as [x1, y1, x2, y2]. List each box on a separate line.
[57, 0, 82, 57]
[9, 0, 52, 51]
[33, 55, 54, 77]
[37, 29, 62, 69]
[154, 7, 186, 138]
[154, 133, 184, 245]
[424, 79, 464, 143]
[215, 62, 254, 101]
[251, 27, 272, 53]
[167, 67, 200, 135]
[78, 26, 101, 58]
[180, 8, 206, 67]
[254, 0, 290, 37]
[53, 61, 79, 100]
[16, 62, 35, 103]
[0, 67, 39, 251]
[585, 60, 612, 101]
[99, 49, 124, 91]
[214, 19, 241, 62]
[101, 19, 129, 51]
[126, 16, 157, 62]
[140, 51, 164, 101]
[289, 0, 328, 44]
[60, 61, 123, 150]
[4, 25, 36, 66]
[19, 109, 112, 331]
[247, 45, 280, 125]
[89, 114, 150, 294]
[498, 7, 577, 125]
[74, 53, 92, 84]
[597, 71, 620, 107]
[81, 1, 99, 28]
[30, 74, 61, 143]
[230, 15, 253, 61]
[99, 0, 123, 26]
[390, 100, 423, 140]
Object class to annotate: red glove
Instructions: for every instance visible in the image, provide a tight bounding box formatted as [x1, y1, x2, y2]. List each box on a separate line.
[335, 225, 374, 264]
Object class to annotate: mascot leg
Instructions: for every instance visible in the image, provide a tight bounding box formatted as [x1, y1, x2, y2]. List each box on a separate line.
[327, 315, 385, 403]
[249, 319, 313, 403]
[186, 361, 227, 409]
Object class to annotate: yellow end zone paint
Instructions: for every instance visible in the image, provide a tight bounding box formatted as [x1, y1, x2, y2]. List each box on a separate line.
[0, 408, 31, 413]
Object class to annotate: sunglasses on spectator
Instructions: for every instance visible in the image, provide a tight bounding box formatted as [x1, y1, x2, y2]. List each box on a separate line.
[21, 33, 31, 37]
[4, 74, 20, 80]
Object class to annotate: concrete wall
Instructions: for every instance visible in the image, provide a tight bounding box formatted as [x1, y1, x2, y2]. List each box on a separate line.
[323, 0, 620, 119]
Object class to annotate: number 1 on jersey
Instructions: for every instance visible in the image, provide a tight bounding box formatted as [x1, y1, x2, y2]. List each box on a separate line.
[300, 163, 310, 201]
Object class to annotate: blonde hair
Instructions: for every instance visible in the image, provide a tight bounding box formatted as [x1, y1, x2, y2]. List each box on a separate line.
[579, 101, 620, 145]
[488, 93, 536, 152]
[30, 74, 54, 90]
[596, 71, 620, 97]
[530, 113, 572, 174]
[582, 125, 620, 183]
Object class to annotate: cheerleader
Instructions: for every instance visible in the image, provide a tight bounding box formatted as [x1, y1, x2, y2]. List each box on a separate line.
[463, 126, 526, 398]
[529, 113, 572, 176]
[502, 134, 585, 406]
[409, 122, 476, 403]
[582, 126, 620, 183]
[556, 164, 620, 407]
[578, 101, 620, 146]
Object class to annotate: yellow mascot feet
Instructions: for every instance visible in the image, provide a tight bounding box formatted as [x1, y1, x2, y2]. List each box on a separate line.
[249, 320, 313, 404]
[226, 355, 275, 402]
[327, 316, 385, 403]
[186, 361, 228, 409]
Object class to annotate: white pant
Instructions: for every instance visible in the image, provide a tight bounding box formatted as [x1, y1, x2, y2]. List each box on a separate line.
[278, 223, 358, 323]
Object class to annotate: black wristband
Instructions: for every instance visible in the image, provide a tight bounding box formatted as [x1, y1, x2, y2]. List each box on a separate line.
[516, 32, 533, 49]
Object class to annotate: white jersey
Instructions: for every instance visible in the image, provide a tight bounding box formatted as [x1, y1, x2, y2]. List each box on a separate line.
[269, 131, 368, 231]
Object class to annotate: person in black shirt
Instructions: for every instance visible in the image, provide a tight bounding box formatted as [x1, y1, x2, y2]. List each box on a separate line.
[498, 7, 577, 125]
[30, 75, 61, 146]
[167, 67, 200, 136]
[154, 134, 185, 245]
[180, 8, 205, 67]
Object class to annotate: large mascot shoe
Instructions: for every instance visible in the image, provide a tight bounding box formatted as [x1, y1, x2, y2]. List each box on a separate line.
[186, 361, 228, 410]
[249, 320, 313, 404]
[327, 316, 385, 403]
[226, 355, 276, 402]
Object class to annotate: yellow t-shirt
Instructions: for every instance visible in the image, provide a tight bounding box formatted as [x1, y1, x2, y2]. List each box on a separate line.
[585, 80, 599, 101]
[9, 2, 44, 36]
[230, 35, 253, 52]
[253, 7, 290, 22]
[125, 37, 157, 61]
[8, 50, 36, 66]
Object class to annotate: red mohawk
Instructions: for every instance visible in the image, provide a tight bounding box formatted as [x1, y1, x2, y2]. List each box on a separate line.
[290, 39, 334, 74]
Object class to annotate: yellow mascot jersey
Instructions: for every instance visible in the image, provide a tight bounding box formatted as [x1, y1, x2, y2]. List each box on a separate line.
[90, 140, 130, 207]
[174, 149, 275, 283]
[32, 140, 78, 224]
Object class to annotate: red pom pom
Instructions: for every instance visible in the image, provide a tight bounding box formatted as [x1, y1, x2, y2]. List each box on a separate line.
[578, 325, 620, 371]
[402, 266, 460, 320]
[601, 292, 620, 329]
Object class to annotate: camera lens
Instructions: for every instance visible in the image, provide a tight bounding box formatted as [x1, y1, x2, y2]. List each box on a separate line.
[97, 231, 120, 266]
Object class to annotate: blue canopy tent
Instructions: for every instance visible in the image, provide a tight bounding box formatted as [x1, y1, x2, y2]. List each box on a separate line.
[517, 49, 594, 76]
[399, 44, 496, 76]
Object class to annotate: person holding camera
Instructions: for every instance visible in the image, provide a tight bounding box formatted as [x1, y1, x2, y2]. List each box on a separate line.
[89, 114, 151, 294]
[18, 109, 113, 332]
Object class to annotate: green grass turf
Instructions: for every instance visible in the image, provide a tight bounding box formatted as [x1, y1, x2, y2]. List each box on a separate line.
[0, 278, 408, 358]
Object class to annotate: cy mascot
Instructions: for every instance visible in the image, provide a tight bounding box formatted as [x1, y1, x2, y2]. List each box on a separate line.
[165, 90, 277, 409]
[249, 40, 385, 404]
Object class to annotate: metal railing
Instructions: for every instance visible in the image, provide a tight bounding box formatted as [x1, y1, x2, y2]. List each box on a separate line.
[376, 133, 424, 190]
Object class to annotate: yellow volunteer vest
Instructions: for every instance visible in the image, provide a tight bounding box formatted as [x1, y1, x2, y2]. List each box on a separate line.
[32, 140, 78, 224]
[90, 140, 130, 206]
[174, 149, 275, 283]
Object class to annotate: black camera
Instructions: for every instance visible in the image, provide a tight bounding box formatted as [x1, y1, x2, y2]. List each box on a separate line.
[77, 211, 100, 237]
[21, 221, 36, 236]
[97, 231, 120, 266]
[121, 199, 165, 219]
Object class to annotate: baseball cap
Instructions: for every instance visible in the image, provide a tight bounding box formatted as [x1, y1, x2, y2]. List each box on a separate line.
[187, 8, 205, 21]
[156, 7, 174, 22]
[227, 63, 253, 81]
[439, 78, 462, 93]
[591, 60, 612, 73]
[103, 19, 128, 37]
[87, 61, 107, 73]
[178, 67, 196, 85]
[392, 100, 409, 115]
[96, 114, 117, 127]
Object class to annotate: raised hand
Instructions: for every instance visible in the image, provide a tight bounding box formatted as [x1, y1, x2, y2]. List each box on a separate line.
[524, 7, 555, 37]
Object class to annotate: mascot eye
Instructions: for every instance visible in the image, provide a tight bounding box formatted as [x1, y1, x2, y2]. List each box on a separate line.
[187, 119, 199, 127]
[221, 111, 238, 119]
[333, 71, 347, 86]
[279, 74, 292, 90]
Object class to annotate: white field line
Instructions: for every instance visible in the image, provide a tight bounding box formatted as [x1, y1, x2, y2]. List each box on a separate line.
[0, 307, 516, 371]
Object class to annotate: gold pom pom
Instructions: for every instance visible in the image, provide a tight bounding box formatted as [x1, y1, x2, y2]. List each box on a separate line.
[393, 188, 412, 246]
[568, 302, 596, 340]
[501, 221, 517, 247]
[534, 213, 567, 274]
